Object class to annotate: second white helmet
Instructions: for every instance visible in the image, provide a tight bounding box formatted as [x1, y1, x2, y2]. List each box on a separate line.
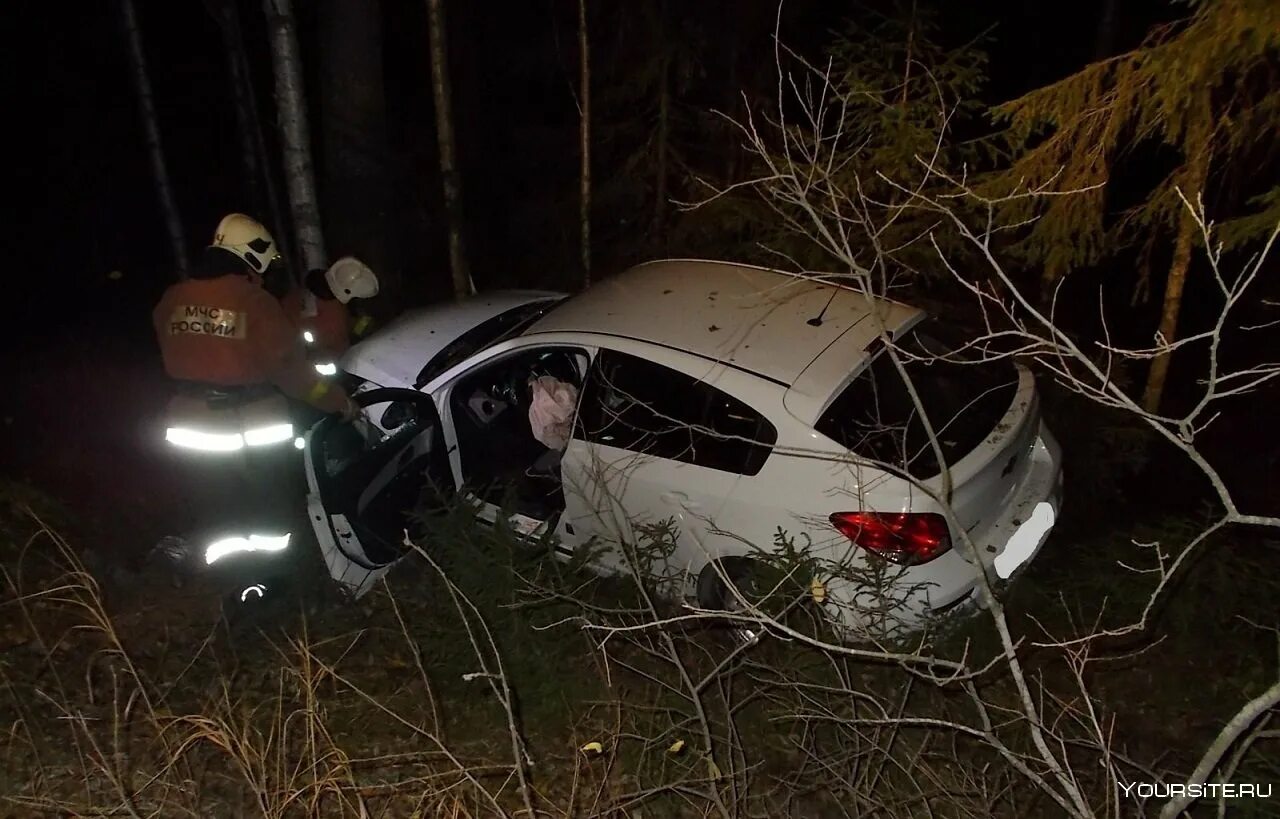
[325, 257, 380, 303]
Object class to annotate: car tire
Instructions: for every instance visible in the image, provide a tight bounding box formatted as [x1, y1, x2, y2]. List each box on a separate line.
[696, 557, 764, 647]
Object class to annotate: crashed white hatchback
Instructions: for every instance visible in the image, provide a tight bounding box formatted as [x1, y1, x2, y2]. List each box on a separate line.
[304, 260, 1063, 632]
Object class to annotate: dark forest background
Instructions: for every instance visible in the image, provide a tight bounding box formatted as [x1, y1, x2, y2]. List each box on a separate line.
[30, 0, 1183, 327]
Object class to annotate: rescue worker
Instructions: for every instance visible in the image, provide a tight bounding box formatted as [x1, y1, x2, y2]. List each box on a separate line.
[153, 213, 359, 571]
[282, 256, 379, 377]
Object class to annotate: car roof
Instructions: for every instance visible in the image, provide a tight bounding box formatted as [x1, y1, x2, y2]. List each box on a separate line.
[340, 290, 564, 388]
[524, 259, 917, 386]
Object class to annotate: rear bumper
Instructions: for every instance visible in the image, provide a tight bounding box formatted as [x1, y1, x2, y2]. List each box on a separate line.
[921, 420, 1063, 616]
[820, 421, 1063, 637]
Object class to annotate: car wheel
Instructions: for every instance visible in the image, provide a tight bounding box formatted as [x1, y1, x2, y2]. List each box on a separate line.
[695, 557, 763, 647]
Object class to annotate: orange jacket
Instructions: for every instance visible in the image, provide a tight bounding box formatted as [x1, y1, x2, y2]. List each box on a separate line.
[153, 275, 350, 414]
[281, 287, 351, 358]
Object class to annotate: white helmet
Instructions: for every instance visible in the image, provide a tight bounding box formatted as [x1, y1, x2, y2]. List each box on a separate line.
[325, 257, 380, 303]
[211, 213, 278, 274]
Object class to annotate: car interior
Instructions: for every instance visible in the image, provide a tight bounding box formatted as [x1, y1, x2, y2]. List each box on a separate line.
[316, 393, 453, 566]
[448, 347, 588, 522]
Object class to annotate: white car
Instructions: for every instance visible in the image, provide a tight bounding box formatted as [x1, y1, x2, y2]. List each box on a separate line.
[303, 260, 1063, 633]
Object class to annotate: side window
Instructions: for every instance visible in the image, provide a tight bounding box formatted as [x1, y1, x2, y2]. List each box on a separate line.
[576, 350, 776, 476]
[451, 346, 586, 415]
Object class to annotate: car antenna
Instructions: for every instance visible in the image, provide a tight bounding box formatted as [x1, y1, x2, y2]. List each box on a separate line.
[807, 287, 840, 327]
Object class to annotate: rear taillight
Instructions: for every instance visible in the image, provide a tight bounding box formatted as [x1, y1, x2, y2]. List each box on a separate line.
[829, 511, 951, 565]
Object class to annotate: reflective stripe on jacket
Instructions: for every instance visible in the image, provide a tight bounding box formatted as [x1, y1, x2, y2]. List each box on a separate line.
[163, 392, 294, 451]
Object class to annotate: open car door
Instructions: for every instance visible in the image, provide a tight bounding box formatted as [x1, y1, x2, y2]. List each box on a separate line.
[303, 388, 451, 598]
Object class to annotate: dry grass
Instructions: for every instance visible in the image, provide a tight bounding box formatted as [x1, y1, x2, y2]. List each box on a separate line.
[2, 481, 1276, 818]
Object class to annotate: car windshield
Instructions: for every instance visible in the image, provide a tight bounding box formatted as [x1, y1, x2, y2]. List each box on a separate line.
[413, 299, 566, 387]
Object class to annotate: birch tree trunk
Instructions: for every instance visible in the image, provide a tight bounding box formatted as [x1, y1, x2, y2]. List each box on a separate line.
[426, 0, 472, 299]
[221, 0, 294, 275]
[264, 0, 327, 273]
[578, 0, 591, 287]
[121, 0, 188, 275]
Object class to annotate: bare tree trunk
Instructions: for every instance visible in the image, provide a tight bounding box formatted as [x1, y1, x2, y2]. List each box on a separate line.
[652, 18, 669, 236]
[1141, 128, 1211, 413]
[121, 0, 188, 275]
[426, 0, 472, 299]
[223, 0, 294, 276]
[724, 28, 739, 183]
[578, 0, 592, 287]
[900, 0, 916, 106]
[1141, 210, 1197, 412]
[320, 0, 397, 300]
[265, 0, 327, 273]
[216, 0, 263, 213]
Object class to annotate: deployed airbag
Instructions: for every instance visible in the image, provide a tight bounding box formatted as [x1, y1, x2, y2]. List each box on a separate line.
[528, 375, 578, 450]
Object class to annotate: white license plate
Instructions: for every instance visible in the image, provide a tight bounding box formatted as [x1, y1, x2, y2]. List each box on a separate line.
[994, 502, 1055, 579]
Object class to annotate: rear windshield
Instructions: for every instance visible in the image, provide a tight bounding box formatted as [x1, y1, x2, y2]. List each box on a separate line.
[814, 320, 1017, 477]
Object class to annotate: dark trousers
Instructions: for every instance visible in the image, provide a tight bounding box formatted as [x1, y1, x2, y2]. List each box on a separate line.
[178, 443, 305, 547]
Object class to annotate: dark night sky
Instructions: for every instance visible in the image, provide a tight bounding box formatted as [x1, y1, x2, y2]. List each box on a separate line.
[26, 0, 1173, 343]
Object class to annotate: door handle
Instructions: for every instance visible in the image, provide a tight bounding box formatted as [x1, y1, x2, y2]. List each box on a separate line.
[660, 490, 701, 511]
